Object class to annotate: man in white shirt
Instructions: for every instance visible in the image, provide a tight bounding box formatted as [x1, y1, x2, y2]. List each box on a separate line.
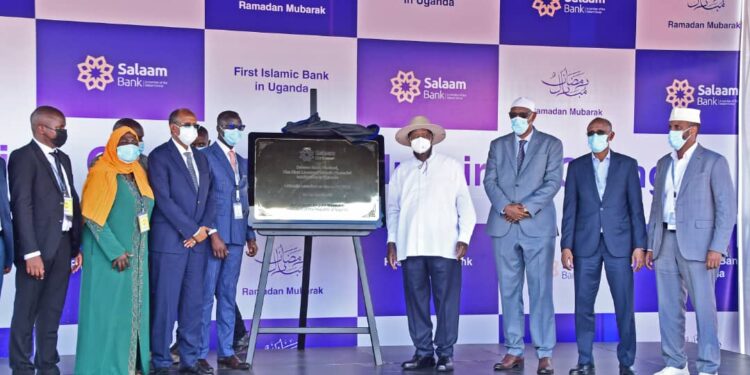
[646, 107, 736, 375]
[386, 116, 476, 372]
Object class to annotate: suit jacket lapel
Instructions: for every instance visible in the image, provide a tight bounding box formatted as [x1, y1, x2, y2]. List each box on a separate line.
[503, 136, 515, 174]
[655, 155, 670, 213]
[677, 144, 704, 203]
[211, 143, 236, 183]
[600, 152, 619, 203]
[168, 140, 198, 193]
[29, 141, 62, 197]
[583, 154, 602, 203]
[519, 131, 542, 175]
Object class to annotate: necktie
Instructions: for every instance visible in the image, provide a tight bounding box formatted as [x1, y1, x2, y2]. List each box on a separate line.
[228, 149, 237, 173]
[517, 140, 527, 174]
[50, 151, 69, 197]
[184, 152, 199, 190]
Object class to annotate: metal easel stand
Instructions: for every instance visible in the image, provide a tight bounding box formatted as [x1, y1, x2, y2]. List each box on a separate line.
[246, 230, 383, 367]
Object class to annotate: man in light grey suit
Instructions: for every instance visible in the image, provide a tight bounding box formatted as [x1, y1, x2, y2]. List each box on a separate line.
[646, 107, 736, 375]
[484, 97, 563, 375]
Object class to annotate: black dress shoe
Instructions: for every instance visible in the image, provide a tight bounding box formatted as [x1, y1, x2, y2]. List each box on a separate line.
[152, 368, 170, 375]
[170, 342, 180, 364]
[619, 365, 636, 375]
[569, 364, 595, 375]
[401, 355, 436, 370]
[436, 356, 454, 372]
[178, 366, 203, 375]
[194, 359, 214, 374]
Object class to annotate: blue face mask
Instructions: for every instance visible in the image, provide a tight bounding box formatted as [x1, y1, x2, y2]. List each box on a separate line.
[117, 144, 141, 163]
[588, 134, 609, 153]
[223, 129, 243, 147]
[668, 128, 691, 150]
[138, 141, 145, 154]
[511, 117, 530, 136]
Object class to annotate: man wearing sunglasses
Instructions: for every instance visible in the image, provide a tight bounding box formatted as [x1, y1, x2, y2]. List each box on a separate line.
[484, 97, 562, 375]
[560, 118, 646, 375]
[196, 111, 257, 371]
[148, 108, 216, 375]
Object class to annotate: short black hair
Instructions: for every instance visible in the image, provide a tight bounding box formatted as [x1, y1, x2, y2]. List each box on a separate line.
[197, 125, 209, 137]
[168, 108, 196, 125]
[30, 105, 64, 127]
[589, 117, 613, 131]
[217, 110, 241, 127]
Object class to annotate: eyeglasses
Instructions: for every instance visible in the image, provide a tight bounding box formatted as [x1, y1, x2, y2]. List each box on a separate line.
[223, 123, 246, 131]
[174, 122, 200, 130]
[508, 112, 531, 119]
[586, 130, 609, 136]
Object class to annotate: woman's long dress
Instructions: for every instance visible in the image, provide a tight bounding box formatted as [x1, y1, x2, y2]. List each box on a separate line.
[75, 175, 154, 375]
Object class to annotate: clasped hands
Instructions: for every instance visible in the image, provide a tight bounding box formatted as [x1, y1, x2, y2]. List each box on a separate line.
[183, 226, 210, 249]
[504, 203, 530, 223]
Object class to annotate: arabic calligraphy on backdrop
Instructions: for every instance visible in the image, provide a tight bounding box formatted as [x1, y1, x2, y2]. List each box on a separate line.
[264, 338, 299, 350]
[542, 68, 590, 97]
[687, 0, 726, 10]
[256, 244, 305, 276]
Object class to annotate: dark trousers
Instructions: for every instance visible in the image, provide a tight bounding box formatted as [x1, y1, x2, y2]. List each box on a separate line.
[401, 256, 461, 358]
[573, 234, 636, 367]
[9, 233, 72, 375]
[150, 248, 207, 369]
[234, 304, 247, 340]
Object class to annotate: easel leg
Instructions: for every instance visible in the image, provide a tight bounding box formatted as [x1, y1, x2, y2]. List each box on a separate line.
[353, 237, 383, 366]
[298, 236, 313, 350]
[247, 236, 275, 367]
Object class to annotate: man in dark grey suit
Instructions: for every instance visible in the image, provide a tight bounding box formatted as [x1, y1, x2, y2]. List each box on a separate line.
[484, 97, 563, 374]
[647, 107, 736, 375]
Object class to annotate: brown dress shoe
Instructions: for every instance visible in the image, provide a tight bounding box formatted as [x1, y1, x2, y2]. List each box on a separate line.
[537, 357, 554, 374]
[493, 354, 524, 371]
[218, 354, 251, 371]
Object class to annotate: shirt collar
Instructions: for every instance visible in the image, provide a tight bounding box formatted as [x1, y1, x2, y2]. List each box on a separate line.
[217, 139, 233, 155]
[670, 142, 698, 162]
[172, 137, 191, 154]
[33, 137, 56, 154]
[515, 128, 534, 144]
[591, 149, 611, 162]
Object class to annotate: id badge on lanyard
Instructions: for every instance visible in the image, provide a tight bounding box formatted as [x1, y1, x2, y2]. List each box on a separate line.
[233, 187, 243, 220]
[63, 195, 74, 218]
[136, 196, 149, 233]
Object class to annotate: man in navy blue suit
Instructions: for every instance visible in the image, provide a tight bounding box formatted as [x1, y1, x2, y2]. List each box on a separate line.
[0, 156, 13, 295]
[197, 111, 257, 371]
[149, 108, 216, 375]
[560, 117, 646, 375]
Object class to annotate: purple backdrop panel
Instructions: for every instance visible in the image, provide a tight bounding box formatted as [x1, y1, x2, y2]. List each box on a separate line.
[36, 20, 205, 121]
[634, 50, 739, 135]
[500, 0, 636, 49]
[357, 39, 499, 131]
[0, 0, 33, 18]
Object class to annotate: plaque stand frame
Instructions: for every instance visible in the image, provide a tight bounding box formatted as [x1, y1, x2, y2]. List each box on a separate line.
[246, 89, 383, 367]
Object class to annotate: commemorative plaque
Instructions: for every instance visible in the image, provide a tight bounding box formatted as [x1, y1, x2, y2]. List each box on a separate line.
[249, 133, 385, 229]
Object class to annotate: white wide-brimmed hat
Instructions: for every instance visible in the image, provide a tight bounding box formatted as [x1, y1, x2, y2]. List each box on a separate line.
[395, 115, 446, 146]
[669, 107, 701, 124]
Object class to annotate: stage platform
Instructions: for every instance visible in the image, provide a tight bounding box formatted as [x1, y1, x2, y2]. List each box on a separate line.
[1, 343, 748, 374]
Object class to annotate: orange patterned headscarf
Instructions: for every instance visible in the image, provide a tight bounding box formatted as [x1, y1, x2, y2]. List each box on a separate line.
[81, 126, 154, 226]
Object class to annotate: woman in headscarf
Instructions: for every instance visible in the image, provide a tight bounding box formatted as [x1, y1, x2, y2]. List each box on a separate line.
[75, 126, 154, 375]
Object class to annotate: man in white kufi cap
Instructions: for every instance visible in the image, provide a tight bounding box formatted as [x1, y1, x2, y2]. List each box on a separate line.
[386, 115, 476, 372]
[647, 107, 736, 375]
[484, 97, 563, 374]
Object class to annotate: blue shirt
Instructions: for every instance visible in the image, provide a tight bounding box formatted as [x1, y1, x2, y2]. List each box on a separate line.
[591, 150, 611, 201]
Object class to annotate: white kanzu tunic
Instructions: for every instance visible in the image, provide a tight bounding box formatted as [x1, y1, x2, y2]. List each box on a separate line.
[387, 152, 477, 261]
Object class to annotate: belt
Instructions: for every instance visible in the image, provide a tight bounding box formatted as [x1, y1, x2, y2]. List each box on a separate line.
[662, 223, 676, 233]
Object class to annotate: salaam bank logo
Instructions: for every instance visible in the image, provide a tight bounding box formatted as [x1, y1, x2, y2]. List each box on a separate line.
[666, 78, 738, 108]
[389, 70, 467, 104]
[532, 0, 606, 17]
[75, 55, 169, 91]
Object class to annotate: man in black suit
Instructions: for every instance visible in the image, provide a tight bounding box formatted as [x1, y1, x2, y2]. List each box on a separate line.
[8, 106, 83, 375]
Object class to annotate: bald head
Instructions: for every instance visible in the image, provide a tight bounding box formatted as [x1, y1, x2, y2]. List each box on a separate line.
[168, 108, 196, 126]
[30, 106, 64, 130]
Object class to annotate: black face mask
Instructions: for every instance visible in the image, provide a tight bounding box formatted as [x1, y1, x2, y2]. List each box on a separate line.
[51, 128, 68, 148]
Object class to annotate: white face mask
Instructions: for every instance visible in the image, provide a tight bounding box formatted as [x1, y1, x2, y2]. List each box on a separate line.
[410, 137, 432, 154]
[177, 126, 198, 146]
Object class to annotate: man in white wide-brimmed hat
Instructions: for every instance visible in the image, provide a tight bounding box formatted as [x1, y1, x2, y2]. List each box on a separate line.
[386, 115, 476, 372]
[647, 107, 736, 375]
